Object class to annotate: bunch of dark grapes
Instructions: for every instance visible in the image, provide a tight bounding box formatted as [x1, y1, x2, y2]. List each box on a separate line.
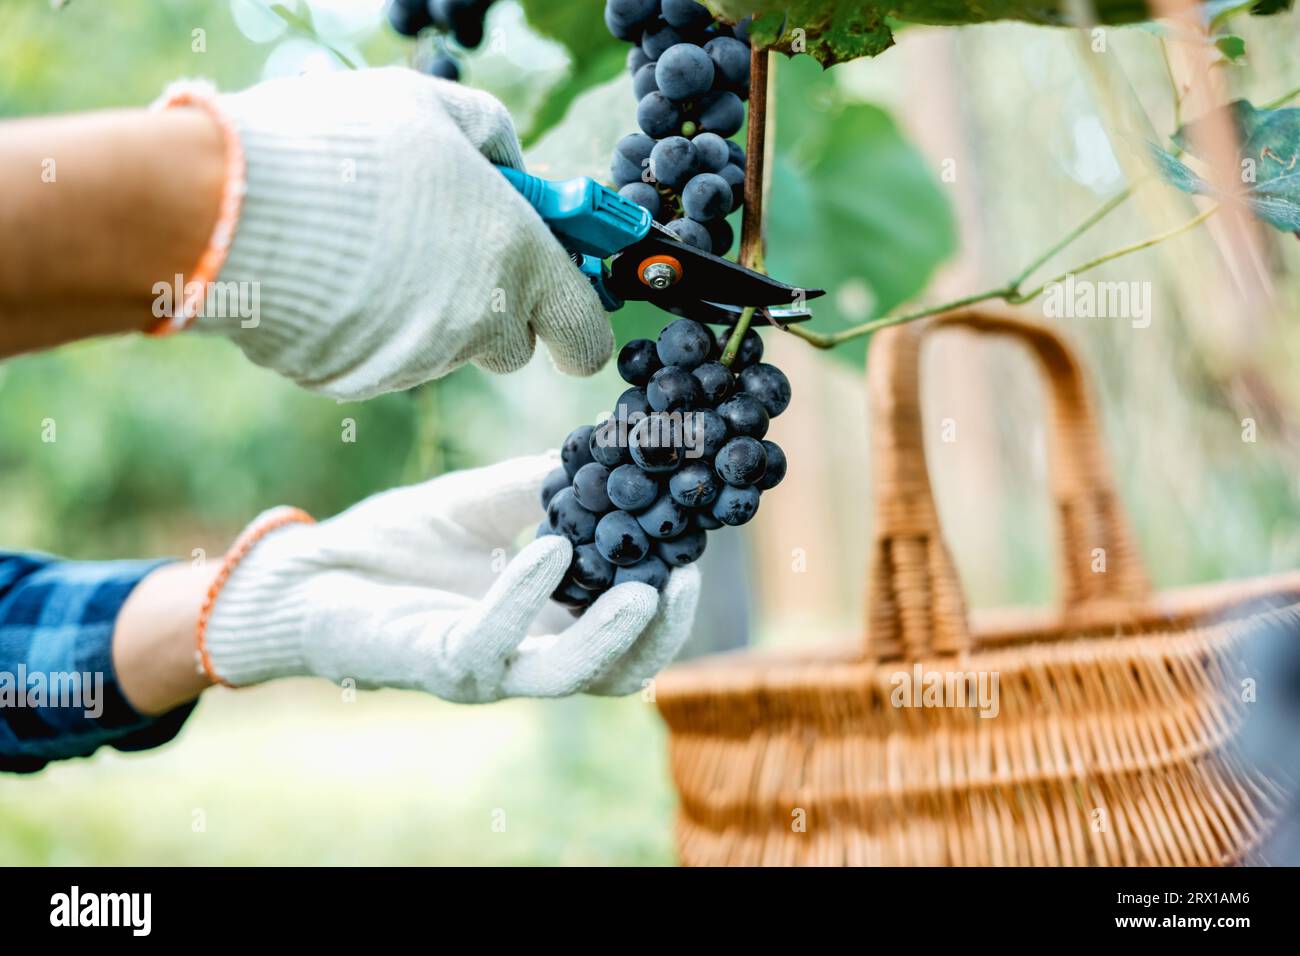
[606, 0, 752, 257]
[539, 319, 791, 610]
[385, 0, 496, 81]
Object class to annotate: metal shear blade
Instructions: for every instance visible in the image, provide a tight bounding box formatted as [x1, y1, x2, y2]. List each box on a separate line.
[608, 227, 824, 312]
[666, 300, 813, 327]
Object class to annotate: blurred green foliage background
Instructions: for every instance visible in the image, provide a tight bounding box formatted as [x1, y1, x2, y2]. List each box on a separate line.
[1, 0, 1299, 865]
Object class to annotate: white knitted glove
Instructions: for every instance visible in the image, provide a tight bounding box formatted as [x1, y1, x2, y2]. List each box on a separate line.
[201, 68, 613, 399]
[202, 454, 700, 702]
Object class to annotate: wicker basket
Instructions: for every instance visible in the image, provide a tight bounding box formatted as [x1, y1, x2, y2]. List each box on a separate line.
[656, 308, 1296, 866]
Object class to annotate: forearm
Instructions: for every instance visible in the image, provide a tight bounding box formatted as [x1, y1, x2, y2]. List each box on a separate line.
[0, 554, 203, 770]
[112, 562, 217, 716]
[0, 108, 223, 355]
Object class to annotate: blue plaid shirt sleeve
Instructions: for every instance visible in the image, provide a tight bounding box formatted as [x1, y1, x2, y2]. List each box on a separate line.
[0, 552, 198, 773]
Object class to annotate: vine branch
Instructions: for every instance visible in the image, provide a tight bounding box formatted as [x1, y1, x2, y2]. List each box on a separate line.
[721, 45, 771, 368]
[787, 203, 1221, 349]
[784, 72, 1300, 352]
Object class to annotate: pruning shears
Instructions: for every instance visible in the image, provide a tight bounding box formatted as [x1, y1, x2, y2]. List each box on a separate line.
[496, 165, 823, 327]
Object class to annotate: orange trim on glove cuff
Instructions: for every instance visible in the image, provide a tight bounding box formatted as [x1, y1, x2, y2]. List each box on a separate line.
[147, 81, 247, 337]
[195, 506, 315, 688]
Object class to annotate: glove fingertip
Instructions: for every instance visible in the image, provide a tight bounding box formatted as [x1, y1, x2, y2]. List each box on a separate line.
[515, 534, 573, 582]
[543, 316, 615, 378]
[587, 580, 659, 625]
[664, 563, 702, 600]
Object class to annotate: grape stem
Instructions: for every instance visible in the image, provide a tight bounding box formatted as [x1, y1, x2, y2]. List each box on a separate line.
[721, 44, 772, 368]
[783, 70, 1300, 352]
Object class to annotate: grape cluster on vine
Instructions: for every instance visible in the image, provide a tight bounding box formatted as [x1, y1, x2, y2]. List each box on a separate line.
[385, 0, 496, 81]
[607, 0, 752, 258]
[539, 319, 790, 609]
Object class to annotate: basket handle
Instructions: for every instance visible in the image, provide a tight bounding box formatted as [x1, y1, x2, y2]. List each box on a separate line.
[863, 307, 1151, 661]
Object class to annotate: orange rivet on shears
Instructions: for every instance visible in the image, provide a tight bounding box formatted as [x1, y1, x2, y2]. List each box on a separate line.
[637, 254, 683, 290]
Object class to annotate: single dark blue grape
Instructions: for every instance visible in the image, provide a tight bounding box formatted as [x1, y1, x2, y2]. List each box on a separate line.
[610, 166, 638, 190]
[619, 181, 661, 220]
[388, 0, 432, 36]
[668, 460, 721, 507]
[572, 462, 613, 512]
[604, 0, 649, 40]
[629, 413, 685, 473]
[727, 139, 747, 169]
[662, 0, 712, 29]
[704, 36, 749, 92]
[706, 217, 734, 256]
[681, 172, 732, 222]
[697, 91, 744, 137]
[616, 386, 653, 419]
[716, 393, 769, 439]
[655, 43, 715, 102]
[665, 217, 712, 252]
[540, 467, 570, 510]
[691, 361, 733, 406]
[633, 62, 660, 100]
[711, 483, 761, 526]
[647, 365, 703, 411]
[444, 0, 488, 48]
[714, 435, 767, 486]
[594, 510, 651, 566]
[561, 424, 596, 478]
[756, 440, 786, 490]
[537, 519, 559, 538]
[706, 327, 724, 360]
[628, 45, 652, 74]
[589, 417, 630, 468]
[636, 91, 684, 140]
[691, 508, 723, 531]
[571, 542, 615, 591]
[683, 407, 728, 457]
[606, 0, 659, 29]
[656, 527, 707, 567]
[649, 136, 698, 190]
[607, 463, 660, 512]
[733, 14, 753, 42]
[692, 132, 730, 173]
[656, 318, 713, 371]
[719, 163, 744, 212]
[611, 132, 655, 186]
[552, 577, 596, 608]
[614, 555, 670, 590]
[547, 487, 599, 544]
[641, 19, 687, 60]
[739, 362, 792, 416]
[424, 54, 461, 81]
[717, 326, 762, 369]
[636, 493, 689, 539]
[617, 338, 662, 386]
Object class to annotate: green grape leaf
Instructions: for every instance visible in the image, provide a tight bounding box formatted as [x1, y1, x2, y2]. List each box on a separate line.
[705, 0, 1291, 67]
[745, 5, 895, 65]
[1153, 99, 1300, 234]
[519, 0, 625, 146]
[1146, 144, 1206, 194]
[1214, 34, 1246, 61]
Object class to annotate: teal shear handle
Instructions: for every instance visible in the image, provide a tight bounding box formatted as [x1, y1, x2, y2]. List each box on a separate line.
[495, 165, 652, 260]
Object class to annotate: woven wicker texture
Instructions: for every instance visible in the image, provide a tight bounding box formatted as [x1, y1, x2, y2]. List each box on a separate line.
[656, 308, 1291, 866]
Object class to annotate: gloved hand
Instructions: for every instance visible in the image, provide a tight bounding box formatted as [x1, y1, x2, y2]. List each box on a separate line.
[202, 454, 700, 702]
[200, 68, 613, 400]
